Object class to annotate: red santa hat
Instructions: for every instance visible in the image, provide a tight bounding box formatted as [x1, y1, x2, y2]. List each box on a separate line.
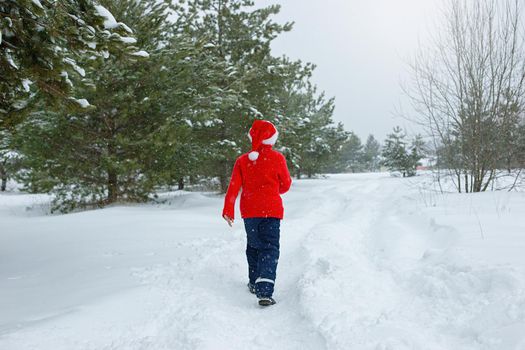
[247, 120, 279, 161]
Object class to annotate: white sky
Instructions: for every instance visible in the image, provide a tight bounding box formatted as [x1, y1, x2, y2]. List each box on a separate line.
[257, 0, 442, 140]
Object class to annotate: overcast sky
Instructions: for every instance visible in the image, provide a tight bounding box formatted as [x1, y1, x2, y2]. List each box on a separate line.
[257, 0, 441, 140]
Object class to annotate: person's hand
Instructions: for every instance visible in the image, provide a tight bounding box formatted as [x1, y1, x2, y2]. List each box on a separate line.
[223, 215, 234, 227]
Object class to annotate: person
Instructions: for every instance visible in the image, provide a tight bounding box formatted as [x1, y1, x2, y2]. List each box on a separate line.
[222, 119, 292, 306]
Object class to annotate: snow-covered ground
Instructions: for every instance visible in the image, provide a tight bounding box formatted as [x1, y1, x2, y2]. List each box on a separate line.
[1, 173, 525, 350]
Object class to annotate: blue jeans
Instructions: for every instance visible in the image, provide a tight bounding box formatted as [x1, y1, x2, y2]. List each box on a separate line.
[243, 218, 281, 298]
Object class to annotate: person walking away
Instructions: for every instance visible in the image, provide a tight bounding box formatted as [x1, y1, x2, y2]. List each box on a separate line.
[222, 119, 292, 306]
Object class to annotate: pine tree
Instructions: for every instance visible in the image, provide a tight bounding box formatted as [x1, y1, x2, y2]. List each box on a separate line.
[322, 122, 350, 174]
[12, 0, 197, 211]
[362, 134, 381, 172]
[174, 0, 294, 191]
[340, 132, 363, 173]
[407, 134, 425, 176]
[382, 127, 424, 177]
[1, 0, 137, 196]
[1, 0, 136, 123]
[277, 76, 346, 178]
[272, 60, 316, 175]
[382, 126, 409, 177]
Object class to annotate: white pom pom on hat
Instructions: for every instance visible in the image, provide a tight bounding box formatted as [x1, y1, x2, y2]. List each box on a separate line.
[247, 120, 278, 161]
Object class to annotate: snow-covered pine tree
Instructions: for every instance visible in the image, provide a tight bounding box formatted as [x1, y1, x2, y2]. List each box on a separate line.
[173, 0, 294, 191]
[382, 126, 409, 177]
[270, 59, 316, 175]
[274, 60, 349, 178]
[12, 0, 195, 211]
[321, 121, 349, 174]
[277, 76, 347, 178]
[0, 0, 136, 121]
[339, 132, 364, 173]
[362, 134, 381, 172]
[382, 127, 424, 177]
[1, 0, 137, 196]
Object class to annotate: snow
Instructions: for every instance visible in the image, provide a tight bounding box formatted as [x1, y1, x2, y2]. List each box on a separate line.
[21, 79, 31, 92]
[63, 58, 86, 77]
[6, 53, 18, 69]
[119, 36, 137, 44]
[67, 14, 86, 26]
[132, 50, 150, 58]
[249, 107, 264, 117]
[3, 150, 20, 159]
[70, 98, 90, 108]
[31, 0, 44, 9]
[13, 100, 28, 110]
[85, 25, 95, 35]
[120, 23, 133, 34]
[94, 5, 118, 29]
[217, 139, 237, 147]
[0, 151, 20, 162]
[4, 17, 12, 28]
[60, 71, 73, 87]
[1, 173, 525, 349]
[204, 119, 224, 127]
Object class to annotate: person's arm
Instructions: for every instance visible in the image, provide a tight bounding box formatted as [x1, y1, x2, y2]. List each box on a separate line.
[222, 158, 242, 225]
[278, 154, 292, 194]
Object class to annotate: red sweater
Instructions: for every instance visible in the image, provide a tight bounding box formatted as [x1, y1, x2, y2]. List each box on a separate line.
[222, 145, 292, 219]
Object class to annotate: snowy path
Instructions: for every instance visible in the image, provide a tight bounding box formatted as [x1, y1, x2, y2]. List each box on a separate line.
[1, 174, 525, 349]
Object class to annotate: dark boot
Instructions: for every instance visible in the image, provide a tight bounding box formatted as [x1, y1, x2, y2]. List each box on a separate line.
[258, 297, 276, 306]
